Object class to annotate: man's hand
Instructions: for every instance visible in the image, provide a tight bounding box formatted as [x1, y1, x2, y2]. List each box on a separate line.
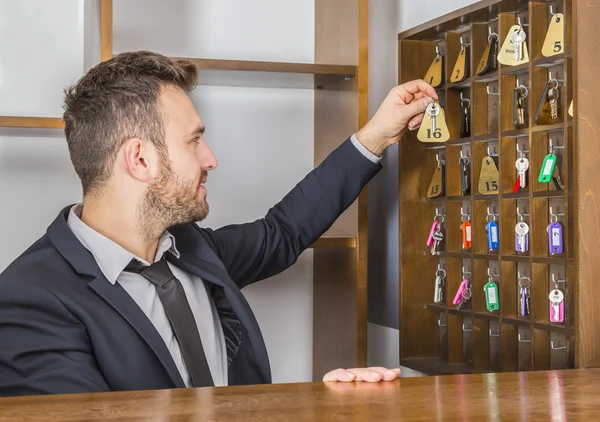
[322, 367, 400, 382]
[355, 79, 439, 156]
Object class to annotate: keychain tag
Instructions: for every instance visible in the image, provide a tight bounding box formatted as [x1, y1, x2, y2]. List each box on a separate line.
[498, 25, 529, 66]
[484, 279, 499, 311]
[538, 153, 557, 183]
[462, 221, 472, 250]
[535, 80, 560, 125]
[548, 221, 564, 255]
[487, 220, 499, 251]
[476, 33, 499, 75]
[568, 100, 573, 117]
[424, 52, 444, 88]
[478, 155, 500, 194]
[453, 279, 470, 305]
[427, 163, 445, 198]
[542, 13, 564, 57]
[450, 43, 469, 83]
[417, 102, 450, 143]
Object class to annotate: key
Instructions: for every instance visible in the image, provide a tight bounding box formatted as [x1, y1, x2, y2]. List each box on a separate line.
[515, 221, 529, 253]
[552, 165, 564, 191]
[434, 272, 445, 304]
[457, 283, 472, 310]
[460, 101, 471, 138]
[487, 220, 499, 252]
[548, 221, 564, 255]
[460, 156, 470, 195]
[484, 279, 499, 311]
[516, 157, 529, 189]
[538, 153, 557, 183]
[511, 28, 526, 61]
[549, 289, 565, 323]
[428, 103, 440, 134]
[520, 285, 530, 317]
[461, 220, 472, 250]
[431, 228, 444, 255]
[548, 86, 559, 120]
[514, 88, 526, 129]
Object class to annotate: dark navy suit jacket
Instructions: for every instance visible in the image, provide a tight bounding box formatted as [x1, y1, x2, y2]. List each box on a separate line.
[0, 137, 381, 396]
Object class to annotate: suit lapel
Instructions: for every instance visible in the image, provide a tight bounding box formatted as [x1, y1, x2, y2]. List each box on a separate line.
[88, 273, 186, 388]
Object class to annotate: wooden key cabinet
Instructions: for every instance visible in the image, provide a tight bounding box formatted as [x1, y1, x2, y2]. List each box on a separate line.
[397, 0, 600, 375]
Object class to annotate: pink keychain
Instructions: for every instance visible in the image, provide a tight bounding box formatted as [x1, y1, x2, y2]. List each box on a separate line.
[427, 220, 439, 247]
[453, 279, 470, 305]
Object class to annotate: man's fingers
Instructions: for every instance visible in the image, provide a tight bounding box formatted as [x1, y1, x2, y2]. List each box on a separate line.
[322, 368, 356, 382]
[408, 113, 424, 131]
[396, 79, 439, 101]
[403, 97, 433, 124]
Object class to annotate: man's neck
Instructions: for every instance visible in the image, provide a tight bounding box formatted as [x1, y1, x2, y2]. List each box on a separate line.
[80, 194, 162, 264]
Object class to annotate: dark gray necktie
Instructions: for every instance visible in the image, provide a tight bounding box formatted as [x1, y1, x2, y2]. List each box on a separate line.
[125, 258, 214, 388]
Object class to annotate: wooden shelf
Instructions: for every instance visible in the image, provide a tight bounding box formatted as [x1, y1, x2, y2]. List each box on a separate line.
[438, 251, 471, 259]
[502, 255, 530, 262]
[501, 62, 529, 75]
[502, 317, 532, 327]
[446, 195, 471, 201]
[501, 128, 529, 138]
[532, 256, 568, 265]
[534, 322, 574, 334]
[0, 116, 64, 129]
[533, 54, 566, 68]
[473, 253, 500, 260]
[532, 122, 565, 133]
[447, 137, 472, 146]
[309, 236, 356, 249]
[473, 312, 500, 321]
[171, 57, 357, 77]
[502, 192, 529, 199]
[472, 72, 499, 83]
[400, 358, 486, 376]
[424, 303, 447, 313]
[446, 79, 471, 89]
[472, 134, 499, 142]
[532, 191, 565, 198]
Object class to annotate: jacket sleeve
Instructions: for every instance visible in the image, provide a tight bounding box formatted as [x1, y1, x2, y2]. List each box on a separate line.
[200, 136, 382, 289]
[0, 280, 110, 396]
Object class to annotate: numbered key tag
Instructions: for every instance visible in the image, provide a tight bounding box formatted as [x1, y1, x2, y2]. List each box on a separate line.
[487, 220, 499, 251]
[548, 221, 564, 255]
[498, 25, 529, 66]
[538, 153, 557, 183]
[427, 163, 445, 198]
[549, 289, 565, 323]
[450, 43, 469, 83]
[478, 155, 500, 194]
[461, 221, 472, 250]
[484, 279, 499, 311]
[476, 32, 499, 75]
[568, 99, 574, 117]
[417, 102, 450, 143]
[424, 50, 444, 88]
[542, 13, 564, 57]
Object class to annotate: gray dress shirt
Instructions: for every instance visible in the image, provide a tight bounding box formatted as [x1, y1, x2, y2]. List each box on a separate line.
[67, 205, 228, 387]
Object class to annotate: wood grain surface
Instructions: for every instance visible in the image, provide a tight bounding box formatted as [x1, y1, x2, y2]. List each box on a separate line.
[2, 369, 599, 421]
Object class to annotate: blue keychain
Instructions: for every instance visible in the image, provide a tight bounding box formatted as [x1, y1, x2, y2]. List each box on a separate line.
[487, 219, 499, 252]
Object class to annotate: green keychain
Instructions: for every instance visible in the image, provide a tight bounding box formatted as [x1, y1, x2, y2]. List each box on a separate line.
[484, 278, 499, 311]
[538, 153, 557, 183]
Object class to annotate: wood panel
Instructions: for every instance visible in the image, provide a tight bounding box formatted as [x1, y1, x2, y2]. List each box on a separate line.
[0, 117, 64, 129]
[313, 0, 364, 378]
[574, 0, 600, 368]
[5, 370, 600, 421]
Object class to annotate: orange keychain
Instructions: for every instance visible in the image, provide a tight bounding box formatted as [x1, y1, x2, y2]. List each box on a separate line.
[461, 207, 472, 250]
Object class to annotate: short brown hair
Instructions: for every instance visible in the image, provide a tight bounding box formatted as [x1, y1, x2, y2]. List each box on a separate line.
[62, 51, 198, 195]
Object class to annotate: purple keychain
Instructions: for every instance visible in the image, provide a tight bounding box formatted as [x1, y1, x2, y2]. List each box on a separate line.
[548, 219, 563, 255]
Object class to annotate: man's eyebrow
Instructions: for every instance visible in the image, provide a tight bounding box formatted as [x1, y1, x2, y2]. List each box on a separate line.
[189, 126, 205, 138]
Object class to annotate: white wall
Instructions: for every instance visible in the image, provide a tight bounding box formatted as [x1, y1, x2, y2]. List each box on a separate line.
[1, 0, 316, 384]
[397, 0, 479, 32]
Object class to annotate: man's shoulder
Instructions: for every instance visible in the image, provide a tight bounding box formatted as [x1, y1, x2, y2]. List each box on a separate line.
[0, 234, 76, 293]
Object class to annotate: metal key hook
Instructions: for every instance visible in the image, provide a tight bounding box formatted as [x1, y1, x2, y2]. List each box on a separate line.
[552, 273, 567, 290]
[549, 138, 565, 154]
[486, 206, 498, 222]
[549, 206, 565, 223]
[516, 143, 529, 158]
[462, 266, 472, 278]
[550, 5, 558, 16]
[487, 145, 498, 157]
[436, 264, 447, 279]
[486, 85, 499, 96]
[516, 79, 529, 98]
[460, 92, 471, 108]
[434, 207, 445, 224]
[460, 36, 470, 47]
[488, 26, 499, 42]
[517, 16, 529, 27]
[516, 206, 529, 222]
[487, 267, 500, 279]
[436, 153, 446, 165]
[548, 71, 564, 85]
[460, 206, 471, 222]
[518, 271, 531, 286]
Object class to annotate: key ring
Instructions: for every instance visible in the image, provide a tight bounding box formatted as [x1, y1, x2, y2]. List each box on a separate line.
[486, 213, 496, 223]
[461, 98, 471, 108]
[436, 269, 446, 279]
[488, 32, 499, 43]
[551, 214, 559, 224]
[434, 208, 445, 224]
[516, 85, 529, 99]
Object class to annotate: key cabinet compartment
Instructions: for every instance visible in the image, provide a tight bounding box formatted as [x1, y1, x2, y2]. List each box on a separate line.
[398, 0, 598, 376]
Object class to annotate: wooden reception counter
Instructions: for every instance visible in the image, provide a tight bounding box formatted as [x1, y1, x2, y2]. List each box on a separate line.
[1, 369, 599, 421]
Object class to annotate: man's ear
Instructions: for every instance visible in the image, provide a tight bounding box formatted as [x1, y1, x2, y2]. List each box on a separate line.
[122, 138, 154, 183]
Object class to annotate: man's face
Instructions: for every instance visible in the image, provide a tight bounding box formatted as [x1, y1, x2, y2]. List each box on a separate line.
[142, 85, 218, 228]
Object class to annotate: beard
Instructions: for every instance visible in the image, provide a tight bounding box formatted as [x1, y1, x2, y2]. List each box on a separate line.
[136, 154, 209, 241]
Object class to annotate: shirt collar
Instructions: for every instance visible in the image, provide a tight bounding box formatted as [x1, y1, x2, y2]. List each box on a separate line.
[66, 204, 181, 285]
